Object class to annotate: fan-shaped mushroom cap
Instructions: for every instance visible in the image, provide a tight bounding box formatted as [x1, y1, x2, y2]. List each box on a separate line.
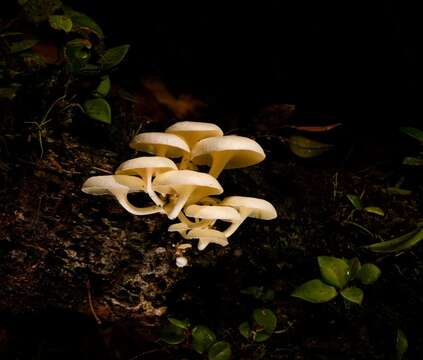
[184, 204, 241, 222]
[168, 222, 190, 239]
[165, 121, 223, 148]
[153, 170, 223, 219]
[186, 228, 229, 251]
[81, 175, 163, 215]
[130, 132, 190, 158]
[220, 196, 277, 237]
[116, 157, 177, 205]
[191, 135, 265, 177]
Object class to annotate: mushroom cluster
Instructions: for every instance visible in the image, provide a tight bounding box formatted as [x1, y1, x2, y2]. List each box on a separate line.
[82, 121, 277, 267]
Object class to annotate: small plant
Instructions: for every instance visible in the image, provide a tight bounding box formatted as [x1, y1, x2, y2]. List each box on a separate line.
[346, 193, 385, 218]
[400, 126, 423, 167]
[160, 317, 231, 360]
[239, 308, 277, 342]
[292, 256, 381, 305]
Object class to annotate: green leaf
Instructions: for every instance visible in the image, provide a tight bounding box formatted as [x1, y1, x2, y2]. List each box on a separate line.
[400, 126, 423, 143]
[239, 322, 252, 340]
[386, 187, 413, 196]
[66, 9, 104, 38]
[241, 286, 263, 299]
[254, 332, 272, 342]
[252, 308, 277, 334]
[9, 39, 39, 53]
[261, 289, 275, 302]
[364, 206, 385, 216]
[83, 98, 111, 123]
[340, 286, 363, 305]
[160, 324, 186, 345]
[396, 329, 408, 360]
[366, 228, 423, 253]
[346, 194, 363, 210]
[208, 341, 231, 360]
[94, 75, 111, 97]
[402, 156, 423, 166]
[288, 135, 334, 158]
[318, 256, 349, 289]
[192, 325, 216, 354]
[49, 15, 72, 32]
[357, 264, 381, 285]
[65, 38, 92, 72]
[98, 45, 130, 70]
[347, 257, 361, 281]
[21, 0, 62, 23]
[168, 317, 190, 330]
[291, 279, 338, 303]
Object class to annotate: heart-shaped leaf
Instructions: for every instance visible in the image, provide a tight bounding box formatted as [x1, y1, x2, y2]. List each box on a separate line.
[252, 308, 277, 334]
[291, 279, 337, 303]
[49, 15, 73, 33]
[366, 228, 423, 253]
[168, 317, 190, 330]
[288, 135, 334, 158]
[83, 98, 111, 123]
[340, 286, 363, 305]
[239, 322, 252, 340]
[160, 323, 186, 345]
[357, 264, 381, 285]
[98, 45, 130, 70]
[192, 325, 216, 354]
[208, 341, 231, 360]
[396, 329, 408, 360]
[318, 256, 349, 289]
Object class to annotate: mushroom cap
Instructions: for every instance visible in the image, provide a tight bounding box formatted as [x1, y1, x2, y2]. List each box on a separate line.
[221, 196, 277, 220]
[152, 170, 223, 200]
[82, 175, 145, 195]
[184, 204, 241, 222]
[191, 135, 265, 169]
[116, 156, 177, 176]
[129, 132, 190, 158]
[165, 121, 223, 148]
[168, 222, 190, 233]
[186, 228, 229, 250]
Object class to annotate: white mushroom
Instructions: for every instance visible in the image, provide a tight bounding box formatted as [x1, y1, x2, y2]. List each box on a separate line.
[165, 121, 223, 149]
[153, 170, 223, 220]
[220, 196, 277, 237]
[168, 222, 190, 239]
[186, 228, 229, 251]
[184, 204, 241, 229]
[130, 132, 190, 159]
[116, 156, 177, 206]
[81, 175, 163, 215]
[176, 256, 188, 268]
[191, 135, 266, 178]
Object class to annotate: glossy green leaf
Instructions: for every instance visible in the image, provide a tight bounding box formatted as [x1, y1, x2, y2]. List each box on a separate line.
[192, 325, 216, 354]
[94, 75, 111, 97]
[347, 257, 361, 281]
[396, 329, 408, 360]
[364, 206, 385, 216]
[400, 126, 423, 143]
[346, 194, 363, 210]
[83, 98, 111, 123]
[168, 317, 190, 330]
[386, 187, 412, 196]
[318, 256, 349, 289]
[291, 279, 338, 303]
[208, 341, 231, 360]
[49, 15, 72, 32]
[239, 322, 252, 340]
[160, 323, 186, 345]
[288, 135, 333, 158]
[9, 39, 39, 53]
[402, 156, 423, 166]
[252, 308, 277, 334]
[65, 9, 104, 38]
[357, 264, 381, 285]
[366, 228, 423, 253]
[340, 286, 363, 305]
[98, 45, 130, 70]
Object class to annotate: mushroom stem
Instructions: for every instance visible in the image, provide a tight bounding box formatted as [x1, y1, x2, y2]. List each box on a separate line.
[209, 152, 230, 178]
[167, 189, 193, 219]
[112, 190, 164, 215]
[223, 209, 251, 237]
[144, 169, 164, 206]
[178, 153, 191, 170]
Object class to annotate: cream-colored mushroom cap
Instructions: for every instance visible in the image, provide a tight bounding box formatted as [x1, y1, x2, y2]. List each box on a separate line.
[130, 132, 190, 158]
[165, 121, 223, 148]
[153, 170, 223, 219]
[191, 135, 266, 177]
[81, 175, 163, 216]
[186, 228, 229, 251]
[220, 196, 277, 237]
[116, 156, 177, 206]
[185, 204, 241, 222]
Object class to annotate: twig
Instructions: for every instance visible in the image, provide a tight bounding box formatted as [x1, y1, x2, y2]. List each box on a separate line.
[87, 280, 102, 325]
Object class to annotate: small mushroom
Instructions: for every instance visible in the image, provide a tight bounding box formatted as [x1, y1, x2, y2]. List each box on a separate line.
[220, 196, 277, 237]
[81, 175, 163, 215]
[176, 256, 188, 268]
[184, 204, 241, 229]
[191, 135, 266, 178]
[130, 132, 190, 159]
[186, 228, 229, 251]
[168, 222, 190, 239]
[116, 156, 177, 206]
[165, 121, 223, 149]
[153, 170, 223, 220]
